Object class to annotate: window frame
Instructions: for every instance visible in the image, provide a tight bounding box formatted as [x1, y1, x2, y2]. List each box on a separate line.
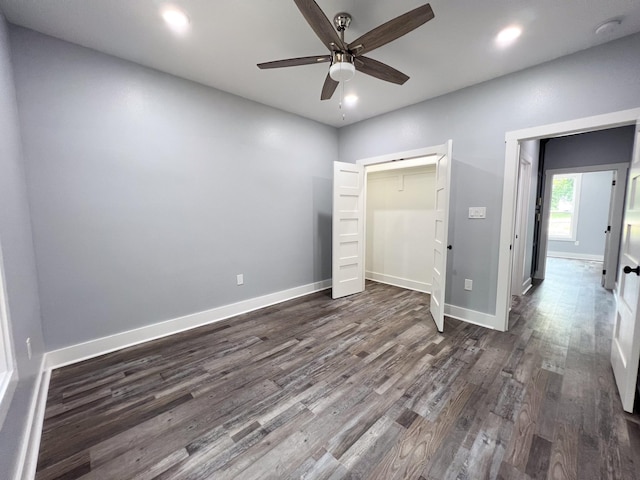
[548, 173, 582, 242]
[0, 242, 18, 428]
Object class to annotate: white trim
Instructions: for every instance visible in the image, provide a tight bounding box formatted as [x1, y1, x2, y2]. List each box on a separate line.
[444, 304, 500, 331]
[522, 277, 533, 295]
[364, 157, 438, 173]
[13, 356, 49, 480]
[505, 108, 640, 142]
[547, 251, 604, 261]
[0, 369, 17, 428]
[542, 164, 629, 176]
[0, 240, 18, 428]
[366, 272, 430, 293]
[498, 107, 640, 332]
[356, 145, 448, 166]
[46, 280, 331, 370]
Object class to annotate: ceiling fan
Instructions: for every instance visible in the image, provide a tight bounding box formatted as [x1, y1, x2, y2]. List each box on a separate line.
[257, 0, 435, 100]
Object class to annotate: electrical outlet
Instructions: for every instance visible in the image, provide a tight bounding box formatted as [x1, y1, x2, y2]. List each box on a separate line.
[464, 279, 473, 291]
[236, 274, 244, 286]
[26, 337, 32, 360]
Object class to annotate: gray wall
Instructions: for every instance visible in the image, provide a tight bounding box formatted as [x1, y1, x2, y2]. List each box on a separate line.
[0, 12, 45, 479]
[9, 26, 338, 351]
[547, 171, 613, 258]
[544, 126, 635, 170]
[338, 33, 640, 314]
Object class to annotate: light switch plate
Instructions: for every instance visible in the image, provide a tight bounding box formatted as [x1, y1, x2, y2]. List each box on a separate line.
[469, 207, 486, 219]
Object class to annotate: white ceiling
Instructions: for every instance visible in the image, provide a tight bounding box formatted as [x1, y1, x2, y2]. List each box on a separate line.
[1, 0, 640, 127]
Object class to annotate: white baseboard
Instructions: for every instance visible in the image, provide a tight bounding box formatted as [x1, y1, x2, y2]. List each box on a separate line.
[46, 280, 331, 370]
[444, 304, 503, 331]
[13, 356, 50, 480]
[366, 271, 430, 293]
[522, 277, 533, 295]
[547, 251, 604, 261]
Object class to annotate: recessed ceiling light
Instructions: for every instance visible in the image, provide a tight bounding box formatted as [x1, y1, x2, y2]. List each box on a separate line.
[344, 94, 358, 107]
[495, 25, 522, 48]
[161, 6, 190, 34]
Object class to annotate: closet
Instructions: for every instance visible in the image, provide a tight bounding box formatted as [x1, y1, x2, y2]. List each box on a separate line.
[332, 141, 452, 331]
[365, 165, 436, 293]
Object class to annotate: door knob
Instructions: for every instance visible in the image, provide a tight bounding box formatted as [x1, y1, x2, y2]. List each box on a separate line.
[623, 265, 640, 276]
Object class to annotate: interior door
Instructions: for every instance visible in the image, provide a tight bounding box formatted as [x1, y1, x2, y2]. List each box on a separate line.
[511, 155, 532, 297]
[602, 165, 628, 290]
[603, 171, 618, 288]
[332, 162, 365, 299]
[612, 121, 640, 413]
[430, 141, 452, 332]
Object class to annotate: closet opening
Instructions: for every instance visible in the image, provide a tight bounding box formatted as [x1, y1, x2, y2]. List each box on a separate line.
[332, 141, 452, 332]
[364, 163, 436, 294]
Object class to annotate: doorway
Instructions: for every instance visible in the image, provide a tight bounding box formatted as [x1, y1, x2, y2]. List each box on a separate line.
[535, 163, 628, 289]
[501, 109, 640, 413]
[499, 108, 640, 331]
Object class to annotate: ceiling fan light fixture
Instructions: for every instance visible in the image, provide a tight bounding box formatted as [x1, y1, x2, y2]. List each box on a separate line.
[330, 61, 356, 82]
[329, 53, 355, 82]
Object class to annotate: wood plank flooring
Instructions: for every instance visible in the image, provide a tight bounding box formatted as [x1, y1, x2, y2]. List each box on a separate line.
[36, 258, 640, 479]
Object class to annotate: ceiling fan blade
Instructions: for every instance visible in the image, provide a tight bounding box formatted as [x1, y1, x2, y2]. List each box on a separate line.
[293, 0, 346, 51]
[355, 56, 409, 85]
[258, 55, 331, 69]
[321, 73, 339, 100]
[348, 4, 434, 56]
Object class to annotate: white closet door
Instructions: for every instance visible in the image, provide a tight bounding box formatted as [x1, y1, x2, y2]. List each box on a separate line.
[332, 162, 365, 299]
[430, 142, 452, 332]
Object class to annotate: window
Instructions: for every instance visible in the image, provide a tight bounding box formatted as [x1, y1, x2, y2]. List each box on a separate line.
[0, 244, 17, 427]
[548, 173, 582, 241]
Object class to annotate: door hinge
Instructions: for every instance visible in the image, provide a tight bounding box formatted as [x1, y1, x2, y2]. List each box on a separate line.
[603, 269, 607, 275]
[607, 225, 611, 232]
[612, 180, 616, 186]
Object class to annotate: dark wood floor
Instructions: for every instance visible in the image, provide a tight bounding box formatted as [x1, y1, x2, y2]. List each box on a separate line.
[36, 258, 640, 479]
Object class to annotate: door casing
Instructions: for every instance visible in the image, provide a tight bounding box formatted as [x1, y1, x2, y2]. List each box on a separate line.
[348, 141, 452, 332]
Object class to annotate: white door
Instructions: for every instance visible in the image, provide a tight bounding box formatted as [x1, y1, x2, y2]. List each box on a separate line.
[511, 155, 532, 297]
[332, 162, 365, 299]
[430, 141, 452, 332]
[603, 172, 618, 288]
[602, 165, 628, 290]
[612, 121, 640, 413]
